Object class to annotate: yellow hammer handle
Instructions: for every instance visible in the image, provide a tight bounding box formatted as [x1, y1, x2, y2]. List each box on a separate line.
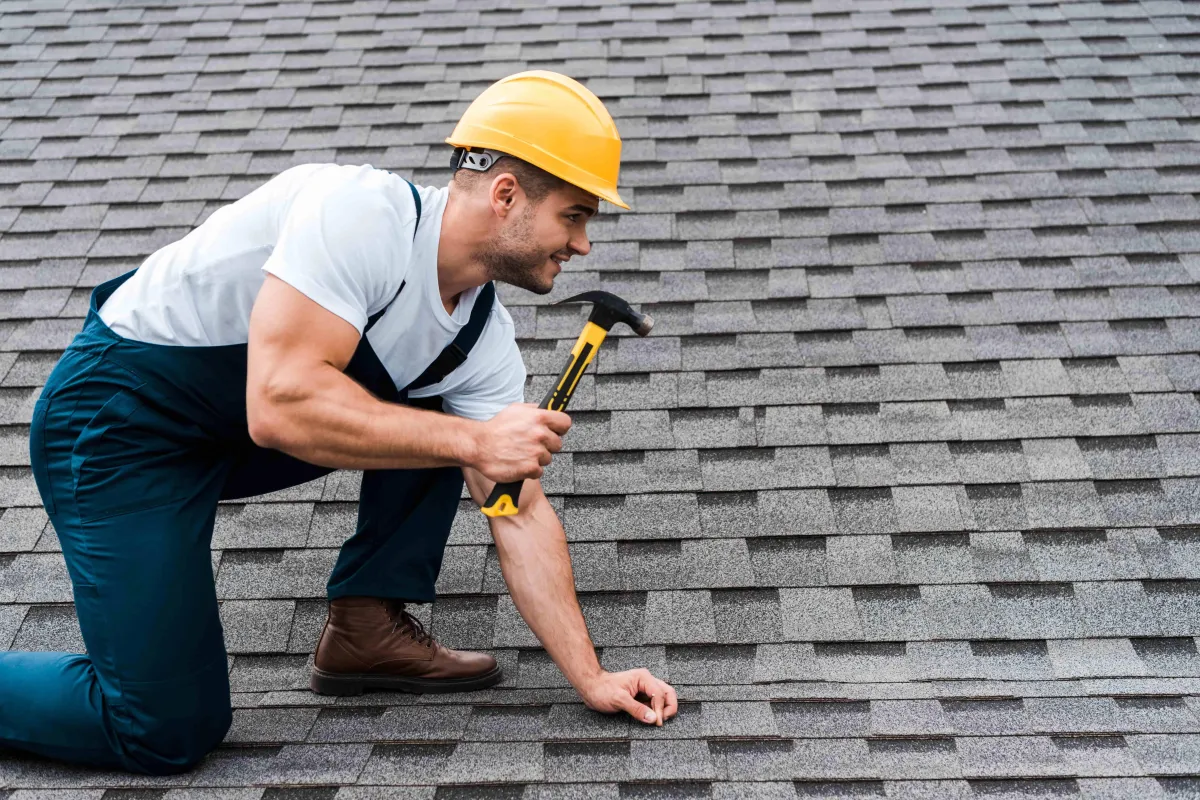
[481, 322, 609, 517]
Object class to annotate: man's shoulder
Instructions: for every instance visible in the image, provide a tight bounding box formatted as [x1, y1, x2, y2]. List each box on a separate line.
[286, 162, 421, 201]
[286, 164, 433, 234]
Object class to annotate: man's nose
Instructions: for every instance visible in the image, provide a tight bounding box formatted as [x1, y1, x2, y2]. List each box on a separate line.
[570, 230, 591, 257]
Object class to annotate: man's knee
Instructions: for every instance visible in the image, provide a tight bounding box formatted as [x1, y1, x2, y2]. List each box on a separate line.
[116, 677, 232, 774]
[122, 706, 232, 775]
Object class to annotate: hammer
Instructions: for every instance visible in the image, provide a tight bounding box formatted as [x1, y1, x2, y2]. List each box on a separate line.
[481, 290, 654, 518]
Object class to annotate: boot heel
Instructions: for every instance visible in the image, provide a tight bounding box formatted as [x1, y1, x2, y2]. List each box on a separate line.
[310, 668, 364, 696]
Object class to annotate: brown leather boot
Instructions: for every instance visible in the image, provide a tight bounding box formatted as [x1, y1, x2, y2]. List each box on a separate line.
[310, 596, 502, 696]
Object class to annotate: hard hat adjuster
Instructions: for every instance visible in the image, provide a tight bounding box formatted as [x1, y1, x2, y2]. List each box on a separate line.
[450, 147, 503, 172]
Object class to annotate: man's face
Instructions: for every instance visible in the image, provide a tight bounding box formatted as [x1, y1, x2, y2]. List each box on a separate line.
[479, 184, 598, 295]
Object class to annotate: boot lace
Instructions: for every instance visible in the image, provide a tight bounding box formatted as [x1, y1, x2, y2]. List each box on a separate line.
[384, 601, 435, 647]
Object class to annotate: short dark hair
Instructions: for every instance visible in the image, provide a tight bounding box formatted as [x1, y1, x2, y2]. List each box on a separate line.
[451, 153, 570, 206]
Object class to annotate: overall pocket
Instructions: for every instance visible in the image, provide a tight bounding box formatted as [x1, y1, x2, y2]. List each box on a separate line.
[70, 389, 207, 523]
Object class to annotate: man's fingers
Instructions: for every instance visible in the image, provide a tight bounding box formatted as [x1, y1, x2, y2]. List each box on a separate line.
[634, 671, 679, 724]
[540, 409, 572, 434]
[618, 693, 657, 725]
[631, 671, 666, 727]
[663, 683, 679, 719]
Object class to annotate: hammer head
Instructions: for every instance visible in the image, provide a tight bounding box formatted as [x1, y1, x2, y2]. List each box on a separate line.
[554, 290, 654, 336]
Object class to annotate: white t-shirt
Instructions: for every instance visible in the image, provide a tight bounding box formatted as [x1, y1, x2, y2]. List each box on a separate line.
[98, 163, 526, 421]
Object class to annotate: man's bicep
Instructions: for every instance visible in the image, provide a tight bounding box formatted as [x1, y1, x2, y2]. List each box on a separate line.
[247, 274, 362, 389]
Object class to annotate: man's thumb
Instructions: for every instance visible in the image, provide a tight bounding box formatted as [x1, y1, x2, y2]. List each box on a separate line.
[621, 695, 656, 724]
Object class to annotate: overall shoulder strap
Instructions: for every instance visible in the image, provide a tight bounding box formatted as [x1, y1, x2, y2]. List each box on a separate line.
[364, 179, 423, 333]
[404, 280, 496, 393]
[407, 178, 422, 224]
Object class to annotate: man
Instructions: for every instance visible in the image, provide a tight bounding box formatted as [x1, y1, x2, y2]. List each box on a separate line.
[1, 70, 678, 775]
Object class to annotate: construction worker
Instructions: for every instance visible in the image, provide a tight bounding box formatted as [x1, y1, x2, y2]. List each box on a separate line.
[1, 70, 678, 775]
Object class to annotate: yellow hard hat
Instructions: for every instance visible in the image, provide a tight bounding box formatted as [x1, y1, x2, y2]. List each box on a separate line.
[446, 70, 629, 210]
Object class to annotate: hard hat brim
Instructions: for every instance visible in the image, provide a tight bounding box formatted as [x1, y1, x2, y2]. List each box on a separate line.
[447, 137, 629, 210]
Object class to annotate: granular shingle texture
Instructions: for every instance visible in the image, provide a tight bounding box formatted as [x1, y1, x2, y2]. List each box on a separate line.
[3, 0, 1200, 793]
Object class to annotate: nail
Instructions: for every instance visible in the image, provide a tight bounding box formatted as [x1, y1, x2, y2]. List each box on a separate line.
[644, 710, 656, 723]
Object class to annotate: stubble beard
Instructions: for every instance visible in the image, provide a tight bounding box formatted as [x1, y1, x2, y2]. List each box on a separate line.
[479, 204, 556, 295]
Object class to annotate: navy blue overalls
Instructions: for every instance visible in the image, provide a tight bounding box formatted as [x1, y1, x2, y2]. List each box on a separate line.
[0, 181, 496, 774]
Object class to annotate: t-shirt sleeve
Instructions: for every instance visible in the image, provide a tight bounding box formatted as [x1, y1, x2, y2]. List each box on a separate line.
[409, 303, 527, 422]
[261, 168, 413, 334]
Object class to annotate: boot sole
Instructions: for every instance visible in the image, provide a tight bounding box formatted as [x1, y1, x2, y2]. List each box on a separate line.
[310, 664, 503, 697]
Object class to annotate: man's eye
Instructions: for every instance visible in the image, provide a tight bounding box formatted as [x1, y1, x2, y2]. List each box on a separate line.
[568, 214, 580, 222]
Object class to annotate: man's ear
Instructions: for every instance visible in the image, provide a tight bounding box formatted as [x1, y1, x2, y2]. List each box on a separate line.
[490, 173, 520, 217]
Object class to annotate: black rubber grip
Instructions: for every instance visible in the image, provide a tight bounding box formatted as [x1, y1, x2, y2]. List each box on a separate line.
[481, 480, 522, 517]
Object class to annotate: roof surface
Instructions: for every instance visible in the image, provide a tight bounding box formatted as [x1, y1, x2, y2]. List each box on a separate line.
[2, 0, 1200, 796]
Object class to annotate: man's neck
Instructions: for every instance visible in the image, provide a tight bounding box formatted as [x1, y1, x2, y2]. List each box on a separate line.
[437, 184, 490, 315]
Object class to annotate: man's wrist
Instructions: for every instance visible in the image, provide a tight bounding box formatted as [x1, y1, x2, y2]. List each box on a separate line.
[449, 416, 483, 469]
[570, 661, 606, 695]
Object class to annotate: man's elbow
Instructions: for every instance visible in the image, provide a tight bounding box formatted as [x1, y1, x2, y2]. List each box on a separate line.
[247, 404, 283, 450]
[246, 383, 295, 451]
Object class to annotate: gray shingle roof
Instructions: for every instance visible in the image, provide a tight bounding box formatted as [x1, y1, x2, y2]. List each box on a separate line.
[3, 0, 1200, 793]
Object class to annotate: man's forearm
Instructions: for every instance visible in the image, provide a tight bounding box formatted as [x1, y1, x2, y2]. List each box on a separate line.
[489, 490, 603, 689]
[249, 360, 479, 471]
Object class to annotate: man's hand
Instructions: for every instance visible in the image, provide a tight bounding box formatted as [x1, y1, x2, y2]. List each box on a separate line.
[468, 403, 571, 484]
[579, 668, 679, 727]
[464, 470, 680, 729]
